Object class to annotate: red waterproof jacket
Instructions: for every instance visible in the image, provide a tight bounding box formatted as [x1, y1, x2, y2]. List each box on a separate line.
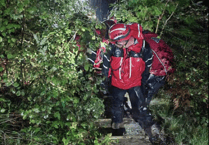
[101, 23, 153, 89]
[110, 45, 145, 89]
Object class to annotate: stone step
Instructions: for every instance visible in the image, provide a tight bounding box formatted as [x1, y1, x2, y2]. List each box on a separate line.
[95, 118, 145, 135]
[95, 118, 135, 128]
[110, 135, 152, 145]
[96, 118, 153, 145]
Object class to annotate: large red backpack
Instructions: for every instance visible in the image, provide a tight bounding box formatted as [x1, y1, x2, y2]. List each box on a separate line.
[142, 31, 175, 76]
[127, 23, 175, 76]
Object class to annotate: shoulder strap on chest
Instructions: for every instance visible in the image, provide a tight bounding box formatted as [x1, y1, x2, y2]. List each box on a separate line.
[140, 39, 146, 55]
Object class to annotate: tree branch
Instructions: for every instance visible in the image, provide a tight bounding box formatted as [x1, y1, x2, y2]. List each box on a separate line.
[160, 3, 179, 37]
[155, 0, 170, 34]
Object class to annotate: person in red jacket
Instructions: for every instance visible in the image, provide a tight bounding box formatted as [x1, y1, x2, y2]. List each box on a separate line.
[106, 23, 167, 144]
[103, 23, 159, 139]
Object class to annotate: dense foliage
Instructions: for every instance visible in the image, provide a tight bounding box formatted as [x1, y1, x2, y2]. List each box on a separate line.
[110, 0, 208, 144]
[0, 0, 110, 144]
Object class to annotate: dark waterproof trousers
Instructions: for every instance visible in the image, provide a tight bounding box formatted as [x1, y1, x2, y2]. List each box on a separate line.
[111, 86, 154, 128]
[142, 74, 165, 106]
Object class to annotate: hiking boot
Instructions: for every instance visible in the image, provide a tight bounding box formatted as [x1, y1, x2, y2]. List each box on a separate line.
[111, 122, 123, 129]
[151, 124, 166, 144]
[144, 123, 165, 145]
[151, 123, 160, 136]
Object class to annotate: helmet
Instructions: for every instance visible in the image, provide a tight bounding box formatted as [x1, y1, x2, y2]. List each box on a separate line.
[108, 23, 131, 42]
[109, 16, 117, 24]
[104, 20, 116, 30]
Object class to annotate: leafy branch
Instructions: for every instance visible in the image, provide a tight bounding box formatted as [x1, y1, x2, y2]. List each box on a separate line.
[160, 3, 179, 37]
[155, 0, 170, 34]
[155, 0, 178, 36]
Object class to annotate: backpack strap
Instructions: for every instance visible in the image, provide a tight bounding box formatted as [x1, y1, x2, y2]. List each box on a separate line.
[151, 49, 168, 75]
[141, 39, 145, 53]
[150, 37, 168, 75]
